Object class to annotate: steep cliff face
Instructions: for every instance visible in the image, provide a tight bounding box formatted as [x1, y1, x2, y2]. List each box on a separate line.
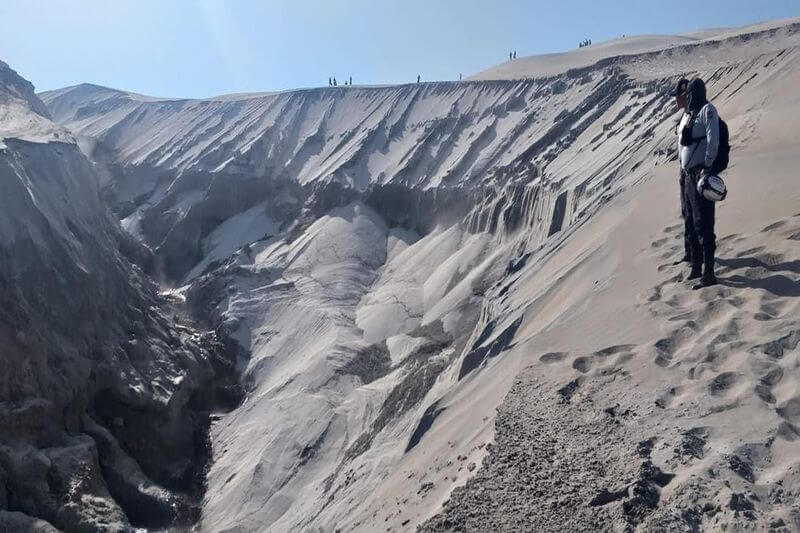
[0, 61, 238, 531]
[31, 19, 800, 532]
[41, 70, 675, 285]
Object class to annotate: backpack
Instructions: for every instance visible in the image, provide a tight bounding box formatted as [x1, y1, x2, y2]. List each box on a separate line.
[710, 118, 730, 174]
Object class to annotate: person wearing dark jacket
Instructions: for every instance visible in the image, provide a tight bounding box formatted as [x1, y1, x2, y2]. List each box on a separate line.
[671, 78, 691, 264]
[680, 78, 719, 288]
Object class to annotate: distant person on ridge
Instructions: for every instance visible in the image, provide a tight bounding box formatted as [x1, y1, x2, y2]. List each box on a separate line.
[417, 74, 421, 83]
[513, 50, 517, 59]
[680, 77, 720, 288]
[509, 51, 513, 61]
[333, 77, 337, 86]
[670, 78, 692, 265]
[328, 77, 332, 86]
[349, 76, 352, 85]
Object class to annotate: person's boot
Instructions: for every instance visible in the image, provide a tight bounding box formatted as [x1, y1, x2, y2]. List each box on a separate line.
[687, 262, 702, 280]
[693, 272, 717, 289]
[693, 253, 717, 289]
[673, 254, 691, 265]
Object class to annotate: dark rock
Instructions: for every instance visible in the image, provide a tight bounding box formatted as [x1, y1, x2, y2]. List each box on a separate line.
[0, 511, 60, 533]
[558, 379, 581, 404]
[728, 455, 755, 483]
[589, 487, 628, 506]
[640, 461, 674, 487]
[677, 427, 709, 460]
[729, 492, 755, 512]
[622, 479, 660, 523]
[637, 438, 656, 458]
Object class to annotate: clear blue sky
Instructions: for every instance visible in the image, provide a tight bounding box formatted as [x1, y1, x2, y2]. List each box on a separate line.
[1, 0, 797, 98]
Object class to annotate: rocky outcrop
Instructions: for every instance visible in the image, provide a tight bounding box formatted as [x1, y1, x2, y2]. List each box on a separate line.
[0, 62, 239, 531]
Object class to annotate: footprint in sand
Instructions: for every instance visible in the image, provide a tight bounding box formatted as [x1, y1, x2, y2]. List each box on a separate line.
[754, 365, 784, 404]
[758, 297, 791, 319]
[757, 252, 785, 266]
[776, 396, 800, 427]
[595, 344, 638, 357]
[688, 363, 715, 380]
[667, 311, 696, 322]
[653, 337, 678, 368]
[572, 356, 593, 373]
[717, 233, 741, 245]
[540, 351, 568, 364]
[707, 372, 739, 396]
[651, 237, 669, 249]
[762, 220, 787, 232]
[736, 246, 765, 257]
[655, 386, 682, 408]
[709, 321, 741, 347]
[652, 324, 698, 367]
[755, 330, 800, 359]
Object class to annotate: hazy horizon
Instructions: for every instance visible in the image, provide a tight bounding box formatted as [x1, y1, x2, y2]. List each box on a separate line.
[1, 0, 798, 98]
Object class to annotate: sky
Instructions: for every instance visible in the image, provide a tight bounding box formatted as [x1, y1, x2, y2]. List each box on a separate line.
[1, 0, 797, 98]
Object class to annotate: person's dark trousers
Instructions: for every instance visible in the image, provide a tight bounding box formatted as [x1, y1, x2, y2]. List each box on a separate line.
[684, 169, 716, 280]
[679, 170, 691, 262]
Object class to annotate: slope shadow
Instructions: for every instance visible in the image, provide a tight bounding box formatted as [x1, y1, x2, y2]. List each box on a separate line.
[716, 256, 800, 297]
[720, 274, 800, 298]
[717, 257, 800, 276]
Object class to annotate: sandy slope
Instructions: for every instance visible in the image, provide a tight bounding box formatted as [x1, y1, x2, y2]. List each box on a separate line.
[423, 36, 800, 533]
[27, 17, 800, 533]
[470, 17, 800, 81]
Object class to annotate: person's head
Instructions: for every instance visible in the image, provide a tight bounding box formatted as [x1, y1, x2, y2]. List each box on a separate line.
[670, 78, 689, 110]
[687, 78, 707, 112]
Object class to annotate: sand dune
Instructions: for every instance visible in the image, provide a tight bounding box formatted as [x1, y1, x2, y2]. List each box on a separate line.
[423, 32, 800, 533]
[2, 15, 798, 533]
[470, 17, 800, 81]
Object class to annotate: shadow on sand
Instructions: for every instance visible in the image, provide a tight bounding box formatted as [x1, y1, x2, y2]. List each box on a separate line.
[717, 256, 800, 297]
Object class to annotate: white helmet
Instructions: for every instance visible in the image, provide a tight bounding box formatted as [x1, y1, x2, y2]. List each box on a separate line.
[697, 174, 727, 202]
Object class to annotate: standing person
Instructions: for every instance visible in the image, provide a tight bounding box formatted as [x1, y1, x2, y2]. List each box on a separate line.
[459, 73, 462, 81]
[513, 50, 517, 59]
[333, 77, 337, 86]
[417, 74, 421, 83]
[349, 76, 352, 85]
[670, 78, 691, 265]
[509, 51, 512, 61]
[680, 78, 719, 288]
[328, 77, 332, 86]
